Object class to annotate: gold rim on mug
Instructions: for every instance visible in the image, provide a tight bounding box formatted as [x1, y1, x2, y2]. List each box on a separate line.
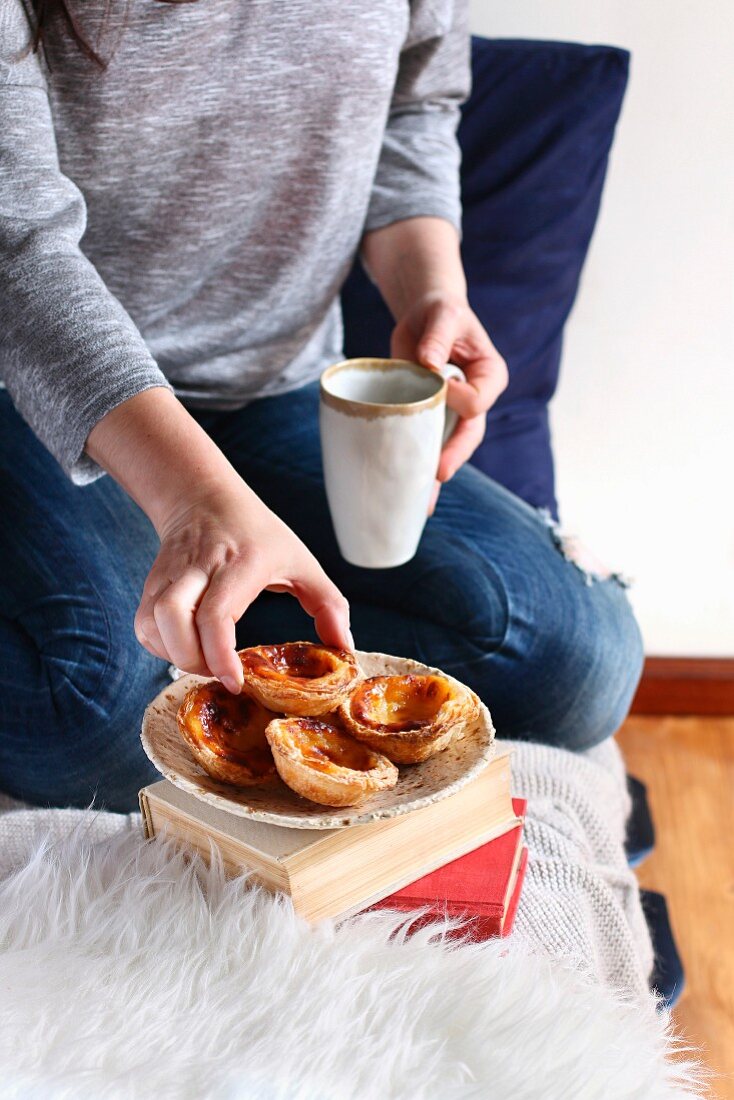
[320, 358, 447, 419]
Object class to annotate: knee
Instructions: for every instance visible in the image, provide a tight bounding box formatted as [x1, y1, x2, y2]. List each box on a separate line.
[544, 582, 644, 751]
[4, 601, 166, 812]
[399, 540, 511, 669]
[55, 631, 166, 811]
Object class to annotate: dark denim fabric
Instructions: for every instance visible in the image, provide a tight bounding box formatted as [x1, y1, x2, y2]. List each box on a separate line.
[0, 385, 643, 811]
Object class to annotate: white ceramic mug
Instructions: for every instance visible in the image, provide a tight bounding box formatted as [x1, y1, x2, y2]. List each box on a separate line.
[319, 358, 466, 568]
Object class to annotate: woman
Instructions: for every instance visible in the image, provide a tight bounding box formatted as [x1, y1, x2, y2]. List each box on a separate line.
[0, 0, 643, 811]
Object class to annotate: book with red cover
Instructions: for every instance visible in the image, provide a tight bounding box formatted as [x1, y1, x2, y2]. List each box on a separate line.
[370, 797, 528, 940]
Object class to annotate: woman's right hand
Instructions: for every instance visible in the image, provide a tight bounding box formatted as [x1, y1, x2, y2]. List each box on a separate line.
[86, 388, 351, 693]
[133, 484, 352, 693]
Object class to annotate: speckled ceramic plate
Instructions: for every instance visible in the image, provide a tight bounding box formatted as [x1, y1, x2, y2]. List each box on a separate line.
[140, 650, 495, 829]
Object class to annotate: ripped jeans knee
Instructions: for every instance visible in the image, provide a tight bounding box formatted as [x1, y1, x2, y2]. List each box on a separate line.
[538, 508, 632, 590]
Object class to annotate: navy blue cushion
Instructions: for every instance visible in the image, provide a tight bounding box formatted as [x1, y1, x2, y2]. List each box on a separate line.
[341, 38, 629, 518]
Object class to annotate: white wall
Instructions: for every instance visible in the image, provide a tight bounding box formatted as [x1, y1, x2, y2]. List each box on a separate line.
[469, 1, 734, 656]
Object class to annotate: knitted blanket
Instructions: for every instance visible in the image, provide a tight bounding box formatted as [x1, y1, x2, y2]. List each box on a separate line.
[0, 738, 651, 999]
[0, 738, 705, 1099]
[511, 739, 653, 1001]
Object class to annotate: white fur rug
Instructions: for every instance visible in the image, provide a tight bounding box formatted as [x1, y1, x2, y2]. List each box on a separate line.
[0, 819, 703, 1100]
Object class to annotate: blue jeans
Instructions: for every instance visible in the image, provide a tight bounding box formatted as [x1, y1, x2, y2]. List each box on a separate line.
[0, 384, 643, 811]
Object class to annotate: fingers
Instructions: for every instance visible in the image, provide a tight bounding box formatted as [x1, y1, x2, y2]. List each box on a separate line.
[151, 567, 211, 675]
[446, 347, 508, 420]
[427, 479, 441, 517]
[135, 559, 262, 691]
[134, 613, 168, 663]
[193, 563, 268, 692]
[437, 414, 486, 483]
[287, 556, 353, 651]
[135, 576, 171, 662]
[427, 415, 486, 516]
[395, 301, 508, 421]
[416, 300, 462, 370]
[134, 523, 352, 695]
[390, 321, 418, 364]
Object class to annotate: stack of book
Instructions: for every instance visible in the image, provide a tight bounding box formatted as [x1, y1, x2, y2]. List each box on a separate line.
[139, 748, 527, 934]
[370, 797, 527, 939]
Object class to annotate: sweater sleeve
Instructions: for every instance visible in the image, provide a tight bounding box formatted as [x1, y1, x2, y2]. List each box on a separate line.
[363, 0, 470, 235]
[0, 4, 171, 484]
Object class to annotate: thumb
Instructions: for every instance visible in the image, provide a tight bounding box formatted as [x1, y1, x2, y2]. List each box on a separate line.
[416, 301, 460, 371]
[287, 557, 354, 651]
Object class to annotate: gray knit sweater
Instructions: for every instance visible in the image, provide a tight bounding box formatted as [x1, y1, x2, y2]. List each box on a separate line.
[0, 0, 469, 482]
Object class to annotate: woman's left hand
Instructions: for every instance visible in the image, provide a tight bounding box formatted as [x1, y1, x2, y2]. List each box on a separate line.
[391, 291, 508, 512]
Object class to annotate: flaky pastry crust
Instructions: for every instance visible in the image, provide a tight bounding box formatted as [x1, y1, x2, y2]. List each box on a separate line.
[265, 716, 398, 807]
[337, 673, 479, 764]
[177, 680, 279, 787]
[239, 642, 360, 717]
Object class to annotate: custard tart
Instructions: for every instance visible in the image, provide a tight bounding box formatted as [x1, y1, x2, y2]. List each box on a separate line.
[265, 716, 398, 807]
[239, 642, 360, 717]
[177, 680, 279, 787]
[338, 673, 478, 764]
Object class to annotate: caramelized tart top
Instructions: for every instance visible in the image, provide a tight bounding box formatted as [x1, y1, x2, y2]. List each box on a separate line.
[240, 642, 351, 684]
[178, 681, 276, 779]
[269, 717, 381, 776]
[349, 674, 455, 733]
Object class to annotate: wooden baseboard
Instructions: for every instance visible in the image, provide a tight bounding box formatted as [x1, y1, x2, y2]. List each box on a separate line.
[631, 658, 734, 715]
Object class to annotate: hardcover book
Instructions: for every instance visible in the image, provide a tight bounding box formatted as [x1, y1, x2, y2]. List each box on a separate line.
[370, 798, 528, 939]
[139, 750, 520, 923]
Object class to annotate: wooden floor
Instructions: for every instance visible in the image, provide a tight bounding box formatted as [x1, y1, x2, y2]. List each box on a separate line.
[617, 717, 734, 1099]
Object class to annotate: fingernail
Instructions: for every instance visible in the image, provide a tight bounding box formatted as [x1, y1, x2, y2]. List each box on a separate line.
[346, 628, 356, 651]
[222, 676, 241, 694]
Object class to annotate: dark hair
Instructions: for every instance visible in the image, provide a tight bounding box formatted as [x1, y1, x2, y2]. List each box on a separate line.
[29, 0, 198, 69]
